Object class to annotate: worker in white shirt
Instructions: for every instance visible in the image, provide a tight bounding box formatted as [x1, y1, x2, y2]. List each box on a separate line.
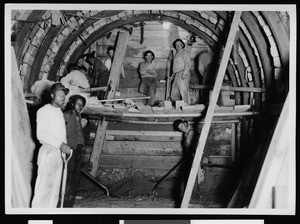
[170, 39, 192, 105]
[60, 64, 90, 89]
[31, 83, 72, 208]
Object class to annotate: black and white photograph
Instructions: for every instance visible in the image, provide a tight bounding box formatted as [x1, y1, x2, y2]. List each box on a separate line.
[4, 3, 296, 216]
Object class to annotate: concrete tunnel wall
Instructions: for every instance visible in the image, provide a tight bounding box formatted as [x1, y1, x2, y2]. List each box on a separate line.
[12, 10, 290, 108]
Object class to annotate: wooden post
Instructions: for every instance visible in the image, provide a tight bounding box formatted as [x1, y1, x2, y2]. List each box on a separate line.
[231, 122, 236, 163]
[180, 11, 242, 208]
[249, 94, 289, 208]
[165, 23, 178, 100]
[90, 31, 129, 176]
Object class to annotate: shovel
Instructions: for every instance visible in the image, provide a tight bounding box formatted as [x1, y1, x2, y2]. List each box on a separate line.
[81, 169, 119, 197]
[152, 157, 186, 193]
[60, 149, 73, 208]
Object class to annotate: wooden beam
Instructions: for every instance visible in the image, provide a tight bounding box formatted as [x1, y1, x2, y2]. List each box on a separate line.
[98, 154, 182, 170]
[90, 31, 129, 176]
[105, 130, 182, 142]
[180, 11, 242, 208]
[86, 110, 259, 118]
[190, 84, 265, 93]
[249, 94, 289, 208]
[231, 122, 236, 162]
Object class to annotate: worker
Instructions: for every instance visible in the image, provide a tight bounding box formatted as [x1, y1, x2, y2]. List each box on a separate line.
[138, 50, 159, 106]
[84, 51, 110, 100]
[170, 39, 192, 105]
[62, 94, 87, 207]
[60, 64, 90, 90]
[172, 119, 199, 207]
[31, 82, 72, 208]
[102, 46, 125, 89]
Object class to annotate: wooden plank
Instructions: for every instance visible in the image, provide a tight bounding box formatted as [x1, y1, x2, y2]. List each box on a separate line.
[102, 141, 182, 156]
[181, 11, 242, 208]
[273, 186, 289, 208]
[231, 122, 236, 162]
[90, 31, 129, 176]
[90, 117, 108, 176]
[11, 47, 35, 207]
[99, 154, 182, 170]
[86, 142, 182, 156]
[190, 84, 265, 93]
[105, 130, 182, 142]
[249, 94, 289, 208]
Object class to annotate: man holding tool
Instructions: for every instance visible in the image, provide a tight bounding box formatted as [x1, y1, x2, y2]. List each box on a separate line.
[170, 39, 192, 105]
[31, 83, 72, 208]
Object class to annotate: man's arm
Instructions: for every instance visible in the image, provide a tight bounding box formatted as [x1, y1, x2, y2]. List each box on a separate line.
[182, 51, 191, 78]
[139, 62, 147, 75]
[60, 73, 73, 85]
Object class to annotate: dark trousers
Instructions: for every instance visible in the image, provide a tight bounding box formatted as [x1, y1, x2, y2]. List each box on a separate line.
[96, 71, 110, 100]
[64, 144, 84, 207]
[139, 77, 157, 106]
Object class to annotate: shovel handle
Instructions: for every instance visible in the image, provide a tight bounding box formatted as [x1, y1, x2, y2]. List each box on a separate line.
[62, 149, 73, 163]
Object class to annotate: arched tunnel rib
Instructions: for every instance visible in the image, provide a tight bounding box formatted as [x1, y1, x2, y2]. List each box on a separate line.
[14, 10, 290, 108]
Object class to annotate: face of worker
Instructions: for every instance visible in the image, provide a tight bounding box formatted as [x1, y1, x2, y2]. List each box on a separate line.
[51, 90, 66, 108]
[74, 98, 85, 114]
[175, 41, 184, 52]
[108, 50, 114, 58]
[178, 122, 188, 133]
[87, 57, 94, 65]
[145, 53, 154, 63]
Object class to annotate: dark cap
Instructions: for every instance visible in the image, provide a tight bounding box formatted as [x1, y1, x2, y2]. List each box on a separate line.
[107, 46, 114, 54]
[50, 82, 69, 95]
[78, 65, 87, 72]
[173, 38, 185, 49]
[68, 63, 80, 71]
[68, 94, 86, 107]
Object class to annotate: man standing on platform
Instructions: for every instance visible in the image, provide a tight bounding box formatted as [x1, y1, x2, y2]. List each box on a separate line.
[170, 39, 192, 105]
[139, 50, 159, 106]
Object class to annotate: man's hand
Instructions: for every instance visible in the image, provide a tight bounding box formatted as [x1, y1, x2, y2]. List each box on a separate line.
[179, 71, 187, 79]
[60, 143, 72, 154]
[169, 73, 175, 81]
[81, 118, 88, 128]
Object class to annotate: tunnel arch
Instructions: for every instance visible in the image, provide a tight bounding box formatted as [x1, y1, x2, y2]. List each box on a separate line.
[14, 9, 289, 108]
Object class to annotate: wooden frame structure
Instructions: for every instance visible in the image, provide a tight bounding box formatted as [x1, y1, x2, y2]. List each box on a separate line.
[249, 94, 290, 208]
[90, 31, 129, 176]
[180, 11, 242, 208]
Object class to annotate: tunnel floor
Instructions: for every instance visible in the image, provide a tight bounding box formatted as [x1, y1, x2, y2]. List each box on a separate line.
[71, 176, 226, 208]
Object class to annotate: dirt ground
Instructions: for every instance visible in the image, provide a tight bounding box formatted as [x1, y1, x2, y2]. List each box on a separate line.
[72, 176, 225, 208]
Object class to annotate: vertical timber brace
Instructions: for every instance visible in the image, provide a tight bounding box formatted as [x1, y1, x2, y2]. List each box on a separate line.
[180, 11, 242, 208]
[90, 31, 129, 176]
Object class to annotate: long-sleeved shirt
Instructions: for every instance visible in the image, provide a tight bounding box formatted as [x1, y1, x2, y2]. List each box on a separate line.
[61, 70, 90, 89]
[36, 104, 67, 149]
[173, 49, 191, 74]
[139, 60, 159, 78]
[63, 110, 85, 150]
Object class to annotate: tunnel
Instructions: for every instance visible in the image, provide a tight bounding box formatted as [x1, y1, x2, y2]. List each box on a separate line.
[8, 5, 294, 211]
